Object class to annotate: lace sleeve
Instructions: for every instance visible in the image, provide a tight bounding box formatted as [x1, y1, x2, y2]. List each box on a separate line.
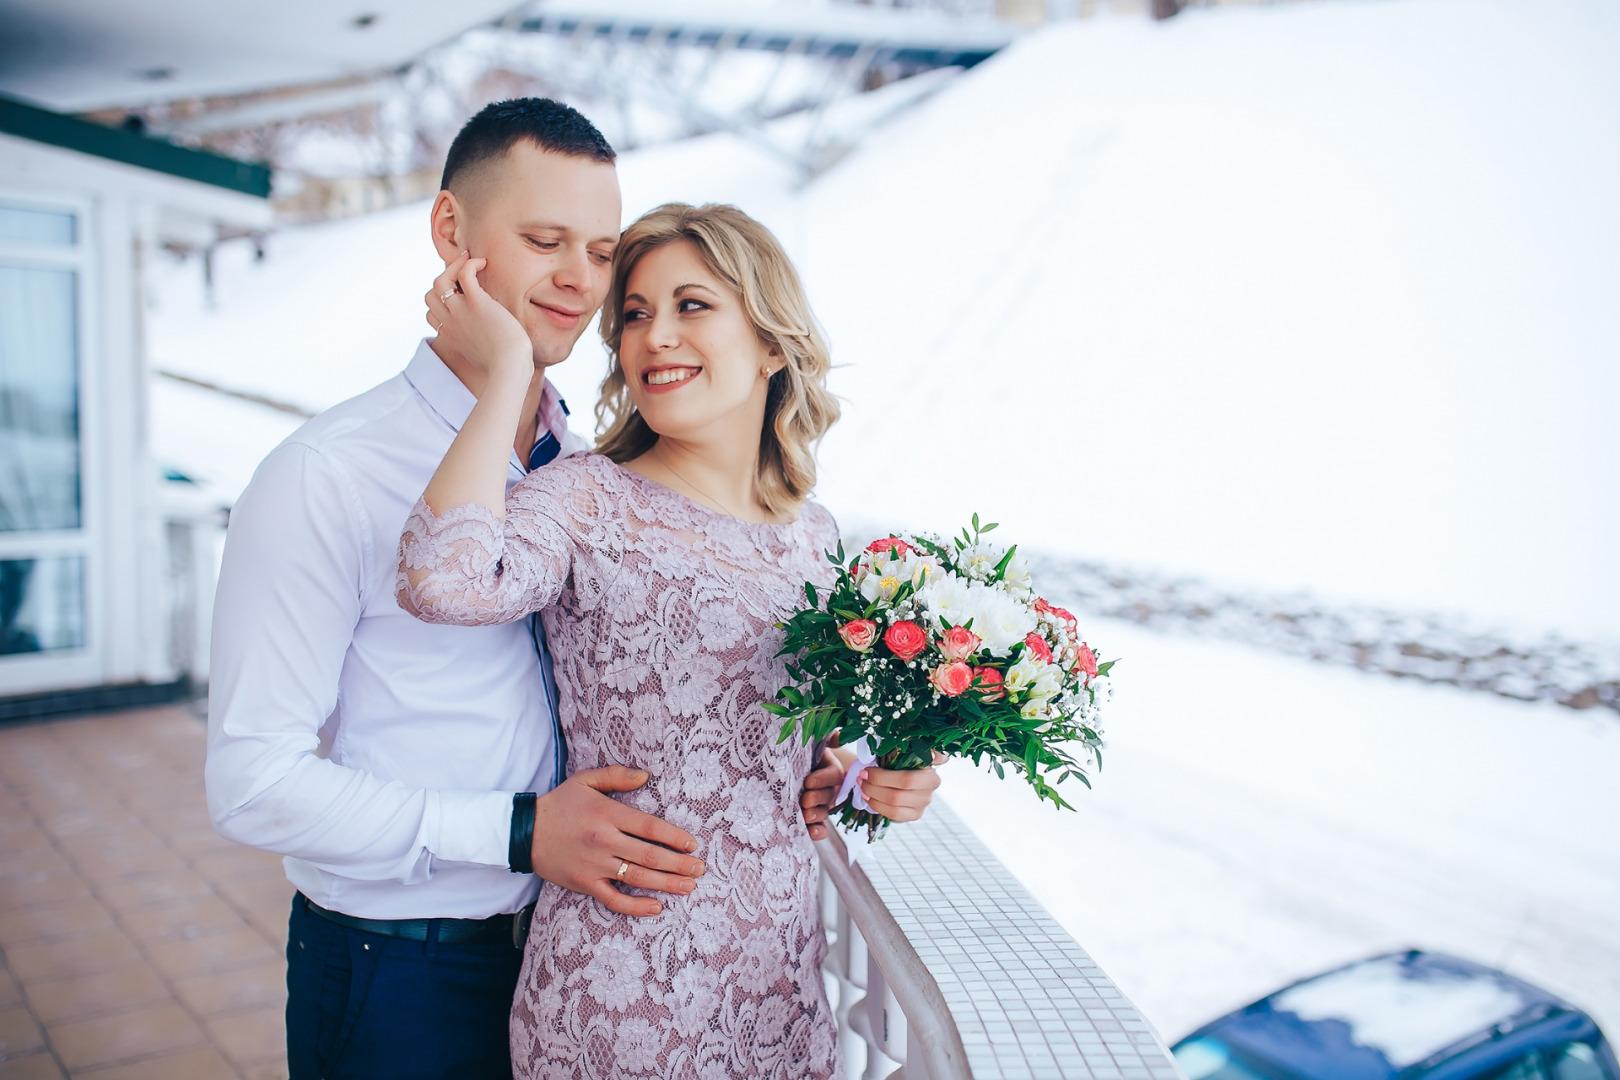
[395, 496, 572, 626]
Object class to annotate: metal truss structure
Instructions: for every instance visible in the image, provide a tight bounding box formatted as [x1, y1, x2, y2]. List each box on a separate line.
[494, 1, 1018, 176]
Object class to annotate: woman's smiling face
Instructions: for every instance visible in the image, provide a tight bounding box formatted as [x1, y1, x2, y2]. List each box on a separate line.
[619, 240, 776, 444]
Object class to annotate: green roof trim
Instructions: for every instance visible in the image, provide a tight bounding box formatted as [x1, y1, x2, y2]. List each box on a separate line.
[0, 95, 271, 199]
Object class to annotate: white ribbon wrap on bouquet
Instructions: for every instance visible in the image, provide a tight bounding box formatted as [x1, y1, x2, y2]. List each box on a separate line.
[834, 736, 879, 864]
[834, 736, 878, 812]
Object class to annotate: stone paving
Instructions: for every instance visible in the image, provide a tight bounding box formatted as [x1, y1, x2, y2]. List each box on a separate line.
[0, 704, 290, 1080]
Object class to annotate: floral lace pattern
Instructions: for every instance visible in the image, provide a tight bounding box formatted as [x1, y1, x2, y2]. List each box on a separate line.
[397, 454, 842, 1080]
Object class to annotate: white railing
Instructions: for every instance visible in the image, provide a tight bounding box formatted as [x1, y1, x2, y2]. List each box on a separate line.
[816, 801, 1185, 1080]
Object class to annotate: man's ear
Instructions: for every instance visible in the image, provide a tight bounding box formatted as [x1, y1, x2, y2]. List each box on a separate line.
[428, 190, 464, 263]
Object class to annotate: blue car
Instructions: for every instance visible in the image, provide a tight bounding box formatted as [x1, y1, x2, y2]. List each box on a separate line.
[1173, 950, 1617, 1080]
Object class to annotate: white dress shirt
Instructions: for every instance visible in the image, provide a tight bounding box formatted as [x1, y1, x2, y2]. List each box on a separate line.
[206, 340, 587, 920]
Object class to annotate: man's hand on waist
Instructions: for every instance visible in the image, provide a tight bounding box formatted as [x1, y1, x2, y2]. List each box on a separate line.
[528, 766, 704, 918]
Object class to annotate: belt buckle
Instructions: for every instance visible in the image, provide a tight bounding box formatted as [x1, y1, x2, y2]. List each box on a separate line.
[512, 902, 536, 949]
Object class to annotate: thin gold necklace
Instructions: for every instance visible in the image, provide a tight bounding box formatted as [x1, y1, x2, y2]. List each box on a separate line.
[653, 447, 753, 521]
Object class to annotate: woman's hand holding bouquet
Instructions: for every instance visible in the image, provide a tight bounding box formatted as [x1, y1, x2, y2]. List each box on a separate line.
[768, 517, 1114, 841]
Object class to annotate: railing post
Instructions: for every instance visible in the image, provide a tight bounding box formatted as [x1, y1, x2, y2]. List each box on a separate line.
[864, 956, 907, 1078]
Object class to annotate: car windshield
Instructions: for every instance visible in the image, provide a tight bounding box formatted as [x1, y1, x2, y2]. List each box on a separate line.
[1270, 954, 1535, 1068]
[1176, 1036, 1277, 1080]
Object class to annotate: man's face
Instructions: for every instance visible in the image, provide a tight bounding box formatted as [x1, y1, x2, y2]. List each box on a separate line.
[440, 142, 622, 368]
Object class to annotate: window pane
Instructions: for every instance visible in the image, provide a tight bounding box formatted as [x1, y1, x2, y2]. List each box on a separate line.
[0, 205, 76, 246]
[1173, 1037, 1272, 1080]
[0, 556, 84, 655]
[0, 264, 80, 532]
[1552, 1043, 1609, 1080]
[1489, 1052, 1553, 1080]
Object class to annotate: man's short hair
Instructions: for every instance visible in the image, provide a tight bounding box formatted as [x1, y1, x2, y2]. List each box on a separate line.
[440, 98, 615, 191]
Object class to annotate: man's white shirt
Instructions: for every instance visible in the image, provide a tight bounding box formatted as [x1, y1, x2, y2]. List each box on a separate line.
[206, 340, 587, 920]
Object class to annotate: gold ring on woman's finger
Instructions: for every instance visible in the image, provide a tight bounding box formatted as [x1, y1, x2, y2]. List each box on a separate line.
[438, 289, 455, 303]
[616, 860, 630, 881]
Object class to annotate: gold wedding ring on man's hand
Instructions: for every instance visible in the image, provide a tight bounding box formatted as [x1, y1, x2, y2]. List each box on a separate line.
[438, 289, 455, 303]
[615, 860, 630, 881]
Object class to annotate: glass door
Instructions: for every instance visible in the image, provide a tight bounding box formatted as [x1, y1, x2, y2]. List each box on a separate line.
[0, 195, 96, 692]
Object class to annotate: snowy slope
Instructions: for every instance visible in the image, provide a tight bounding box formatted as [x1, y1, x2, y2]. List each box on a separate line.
[791, 0, 1620, 641]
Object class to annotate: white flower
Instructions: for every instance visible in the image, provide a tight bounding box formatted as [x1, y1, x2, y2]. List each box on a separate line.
[1021, 697, 1051, 721]
[959, 541, 1008, 582]
[1004, 656, 1043, 695]
[918, 575, 1037, 655]
[859, 567, 904, 602]
[1002, 552, 1033, 593]
[970, 588, 1039, 655]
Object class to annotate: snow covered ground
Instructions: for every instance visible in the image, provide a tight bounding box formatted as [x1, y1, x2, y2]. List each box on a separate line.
[936, 620, 1620, 1043]
[143, 0, 1620, 1049]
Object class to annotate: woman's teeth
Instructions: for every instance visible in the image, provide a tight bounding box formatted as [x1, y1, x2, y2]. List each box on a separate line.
[646, 368, 698, 386]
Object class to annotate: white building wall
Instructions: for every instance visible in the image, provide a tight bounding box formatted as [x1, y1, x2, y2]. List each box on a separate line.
[0, 132, 268, 700]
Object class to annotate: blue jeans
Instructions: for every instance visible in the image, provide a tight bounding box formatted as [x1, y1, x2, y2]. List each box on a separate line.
[285, 894, 523, 1080]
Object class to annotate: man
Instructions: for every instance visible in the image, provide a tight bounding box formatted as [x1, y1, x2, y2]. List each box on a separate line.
[207, 99, 937, 1080]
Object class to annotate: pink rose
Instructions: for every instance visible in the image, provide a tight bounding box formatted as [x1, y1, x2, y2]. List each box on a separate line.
[930, 661, 974, 697]
[839, 619, 878, 652]
[883, 621, 927, 662]
[1076, 643, 1098, 680]
[972, 666, 1006, 702]
[939, 625, 982, 663]
[1023, 632, 1053, 664]
[866, 536, 914, 558]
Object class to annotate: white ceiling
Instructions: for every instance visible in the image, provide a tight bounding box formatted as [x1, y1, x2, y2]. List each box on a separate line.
[0, 0, 524, 112]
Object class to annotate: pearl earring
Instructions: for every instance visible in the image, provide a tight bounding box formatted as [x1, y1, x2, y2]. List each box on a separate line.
[761, 364, 773, 378]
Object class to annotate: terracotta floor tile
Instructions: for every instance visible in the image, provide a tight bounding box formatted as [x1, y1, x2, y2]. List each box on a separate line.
[171, 959, 285, 1020]
[205, 1005, 285, 1066]
[246, 912, 289, 952]
[208, 875, 289, 915]
[5, 929, 143, 983]
[56, 830, 164, 864]
[72, 849, 190, 886]
[0, 1004, 46, 1059]
[115, 897, 243, 945]
[0, 827, 52, 859]
[94, 873, 214, 917]
[160, 829, 239, 860]
[23, 965, 170, 1024]
[0, 869, 92, 911]
[194, 848, 283, 885]
[23, 810, 118, 840]
[46, 1003, 206, 1071]
[0, 1053, 65, 1079]
[0, 898, 116, 947]
[72, 1046, 236, 1080]
[0, 851, 75, 885]
[142, 926, 278, 981]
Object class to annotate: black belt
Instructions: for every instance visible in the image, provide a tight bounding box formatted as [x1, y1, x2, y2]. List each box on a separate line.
[300, 894, 535, 948]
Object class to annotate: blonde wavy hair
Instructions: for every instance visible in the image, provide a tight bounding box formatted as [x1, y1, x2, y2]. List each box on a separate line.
[594, 203, 840, 516]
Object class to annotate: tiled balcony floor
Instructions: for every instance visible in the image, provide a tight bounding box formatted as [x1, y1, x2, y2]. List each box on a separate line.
[0, 705, 290, 1080]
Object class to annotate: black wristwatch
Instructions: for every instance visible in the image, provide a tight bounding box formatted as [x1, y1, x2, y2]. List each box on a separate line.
[509, 792, 537, 874]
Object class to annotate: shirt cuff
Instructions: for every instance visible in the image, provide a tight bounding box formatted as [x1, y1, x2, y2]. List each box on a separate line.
[426, 790, 516, 868]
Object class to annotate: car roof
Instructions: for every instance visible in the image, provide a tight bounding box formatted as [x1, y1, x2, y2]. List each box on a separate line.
[1204, 950, 1570, 1080]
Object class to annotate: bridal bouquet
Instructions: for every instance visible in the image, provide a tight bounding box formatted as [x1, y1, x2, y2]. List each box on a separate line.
[766, 517, 1114, 841]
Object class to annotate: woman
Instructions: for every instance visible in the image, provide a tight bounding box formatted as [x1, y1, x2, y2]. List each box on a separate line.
[397, 203, 927, 1079]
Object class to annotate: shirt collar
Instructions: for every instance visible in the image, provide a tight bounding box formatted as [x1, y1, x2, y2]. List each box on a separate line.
[403, 339, 572, 472]
[403, 339, 478, 433]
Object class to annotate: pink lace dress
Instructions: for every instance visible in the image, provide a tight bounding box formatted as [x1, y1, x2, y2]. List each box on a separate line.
[396, 453, 842, 1080]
